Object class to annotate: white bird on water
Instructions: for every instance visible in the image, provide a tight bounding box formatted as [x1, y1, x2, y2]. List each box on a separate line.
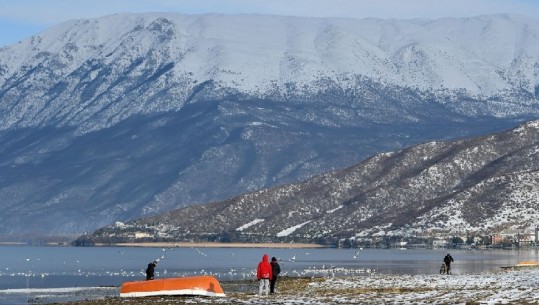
[196, 248, 208, 257]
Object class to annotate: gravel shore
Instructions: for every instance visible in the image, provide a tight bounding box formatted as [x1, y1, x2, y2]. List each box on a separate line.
[53, 268, 539, 305]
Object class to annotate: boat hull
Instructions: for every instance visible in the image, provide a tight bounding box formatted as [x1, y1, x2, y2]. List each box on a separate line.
[120, 275, 225, 297]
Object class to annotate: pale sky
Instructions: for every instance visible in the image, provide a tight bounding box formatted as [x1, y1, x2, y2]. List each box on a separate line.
[1, 0, 539, 47]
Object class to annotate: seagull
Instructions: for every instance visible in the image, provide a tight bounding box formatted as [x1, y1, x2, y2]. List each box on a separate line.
[195, 248, 207, 257]
[288, 255, 296, 262]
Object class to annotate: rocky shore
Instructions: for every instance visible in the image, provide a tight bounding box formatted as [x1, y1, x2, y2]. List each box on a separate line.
[52, 268, 539, 305]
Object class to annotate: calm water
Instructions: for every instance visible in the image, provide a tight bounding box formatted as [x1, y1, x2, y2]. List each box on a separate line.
[0, 246, 538, 304]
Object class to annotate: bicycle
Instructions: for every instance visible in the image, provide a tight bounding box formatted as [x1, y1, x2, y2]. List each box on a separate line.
[439, 263, 451, 274]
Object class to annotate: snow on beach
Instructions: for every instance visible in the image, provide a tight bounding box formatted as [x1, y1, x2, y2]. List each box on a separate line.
[307, 269, 539, 304]
[60, 268, 539, 305]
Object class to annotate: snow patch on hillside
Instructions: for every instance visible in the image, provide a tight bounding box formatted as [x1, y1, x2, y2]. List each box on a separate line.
[326, 205, 343, 213]
[277, 221, 312, 237]
[236, 219, 265, 231]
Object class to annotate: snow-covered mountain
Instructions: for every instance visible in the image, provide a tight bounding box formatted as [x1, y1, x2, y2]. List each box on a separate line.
[1, 13, 539, 238]
[86, 120, 539, 244]
[2, 13, 539, 132]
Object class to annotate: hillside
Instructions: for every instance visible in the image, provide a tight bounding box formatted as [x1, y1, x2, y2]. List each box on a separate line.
[87, 120, 539, 244]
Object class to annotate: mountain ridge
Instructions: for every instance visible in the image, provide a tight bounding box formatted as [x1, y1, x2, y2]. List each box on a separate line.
[2, 13, 539, 133]
[1, 13, 539, 237]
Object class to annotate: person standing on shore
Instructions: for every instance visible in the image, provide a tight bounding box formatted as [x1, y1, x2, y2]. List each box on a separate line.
[146, 260, 157, 280]
[257, 254, 272, 296]
[270, 257, 281, 294]
[443, 253, 454, 274]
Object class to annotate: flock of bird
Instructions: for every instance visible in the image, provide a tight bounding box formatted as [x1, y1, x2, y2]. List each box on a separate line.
[1, 247, 372, 282]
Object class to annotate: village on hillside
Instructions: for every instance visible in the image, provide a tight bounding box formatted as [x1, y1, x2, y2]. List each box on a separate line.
[346, 227, 539, 250]
[75, 221, 539, 250]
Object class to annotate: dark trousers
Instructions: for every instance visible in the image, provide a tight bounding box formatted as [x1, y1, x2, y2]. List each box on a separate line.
[270, 276, 277, 293]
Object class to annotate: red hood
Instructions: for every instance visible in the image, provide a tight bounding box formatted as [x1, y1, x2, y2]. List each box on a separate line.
[262, 254, 269, 262]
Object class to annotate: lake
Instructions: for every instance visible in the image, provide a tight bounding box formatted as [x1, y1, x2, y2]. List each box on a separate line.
[0, 245, 538, 304]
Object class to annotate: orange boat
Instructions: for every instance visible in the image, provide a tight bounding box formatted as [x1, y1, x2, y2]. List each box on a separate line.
[119, 275, 226, 297]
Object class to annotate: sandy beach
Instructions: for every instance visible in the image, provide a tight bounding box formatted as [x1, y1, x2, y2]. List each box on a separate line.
[97, 242, 327, 248]
[52, 268, 539, 305]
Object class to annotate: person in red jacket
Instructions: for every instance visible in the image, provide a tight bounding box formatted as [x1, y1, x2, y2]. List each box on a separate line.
[256, 254, 273, 296]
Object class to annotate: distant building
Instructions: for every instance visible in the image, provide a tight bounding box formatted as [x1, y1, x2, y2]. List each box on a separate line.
[433, 239, 448, 248]
[134, 232, 152, 239]
[491, 229, 537, 246]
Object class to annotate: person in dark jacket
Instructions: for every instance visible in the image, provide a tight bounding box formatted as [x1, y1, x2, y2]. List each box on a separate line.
[270, 257, 281, 294]
[256, 254, 272, 296]
[443, 253, 454, 274]
[146, 260, 157, 280]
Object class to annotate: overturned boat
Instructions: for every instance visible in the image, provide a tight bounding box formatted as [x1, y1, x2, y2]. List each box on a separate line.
[120, 275, 226, 297]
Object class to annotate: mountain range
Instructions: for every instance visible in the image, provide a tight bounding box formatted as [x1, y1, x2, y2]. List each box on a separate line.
[86, 120, 539, 245]
[1, 13, 538, 238]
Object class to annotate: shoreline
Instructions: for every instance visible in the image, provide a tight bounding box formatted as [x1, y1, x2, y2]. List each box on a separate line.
[95, 242, 328, 248]
[38, 269, 539, 305]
